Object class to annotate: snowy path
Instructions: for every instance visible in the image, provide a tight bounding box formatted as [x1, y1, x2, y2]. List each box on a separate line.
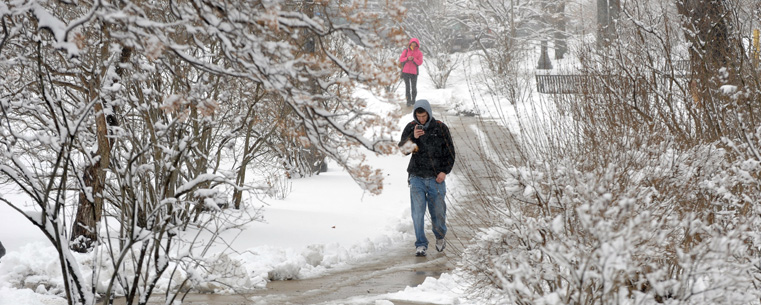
[117, 242, 450, 305]
[231, 103, 519, 305]
[235, 103, 520, 305]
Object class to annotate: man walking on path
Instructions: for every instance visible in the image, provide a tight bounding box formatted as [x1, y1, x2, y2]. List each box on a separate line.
[398, 100, 456, 256]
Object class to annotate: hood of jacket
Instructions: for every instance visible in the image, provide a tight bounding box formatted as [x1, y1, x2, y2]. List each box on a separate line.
[412, 99, 434, 128]
[408, 38, 420, 50]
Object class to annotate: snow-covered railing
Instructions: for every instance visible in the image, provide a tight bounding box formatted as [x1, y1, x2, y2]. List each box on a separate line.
[662, 59, 691, 78]
[535, 74, 621, 94]
[536, 60, 691, 94]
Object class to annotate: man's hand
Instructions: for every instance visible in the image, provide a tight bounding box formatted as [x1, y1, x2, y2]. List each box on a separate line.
[413, 128, 425, 139]
[407, 56, 413, 61]
[436, 172, 446, 183]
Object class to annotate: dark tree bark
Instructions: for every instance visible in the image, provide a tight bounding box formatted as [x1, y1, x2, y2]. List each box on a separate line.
[597, 0, 620, 48]
[553, 1, 568, 59]
[70, 101, 111, 253]
[676, 0, 740, 141]
[537, 40, 553, 69]
[70, 45, 130, 253]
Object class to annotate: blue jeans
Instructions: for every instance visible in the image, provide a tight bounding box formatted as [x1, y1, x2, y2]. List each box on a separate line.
[409, 175, 447, 248]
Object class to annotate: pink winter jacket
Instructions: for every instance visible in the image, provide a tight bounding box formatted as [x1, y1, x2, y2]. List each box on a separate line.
[399, 38, 423, 75]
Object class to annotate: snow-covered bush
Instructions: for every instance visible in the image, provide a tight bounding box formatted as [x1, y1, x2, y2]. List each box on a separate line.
[461, 140, 761, 304]
[457, 0, 761, 304]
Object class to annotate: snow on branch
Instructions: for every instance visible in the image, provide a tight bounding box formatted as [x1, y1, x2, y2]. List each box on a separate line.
[175, 173, 227, 196]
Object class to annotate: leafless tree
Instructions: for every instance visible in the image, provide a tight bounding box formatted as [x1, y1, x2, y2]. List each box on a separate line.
[403, 0, 464, 89]
[0, 0, 405, 304]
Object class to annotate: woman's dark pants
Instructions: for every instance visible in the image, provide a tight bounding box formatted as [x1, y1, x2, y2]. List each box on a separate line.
[402, 72, 418, 106]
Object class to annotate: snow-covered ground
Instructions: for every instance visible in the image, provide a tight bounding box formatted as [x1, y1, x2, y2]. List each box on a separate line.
[0, 55, 486, 305]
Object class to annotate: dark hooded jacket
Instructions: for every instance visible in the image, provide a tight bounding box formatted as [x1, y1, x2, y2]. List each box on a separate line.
[398, 100, 456, 178]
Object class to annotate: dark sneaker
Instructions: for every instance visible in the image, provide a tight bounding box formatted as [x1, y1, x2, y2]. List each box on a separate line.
[435, 238, 446, 252]
[415, 246, 427, 257]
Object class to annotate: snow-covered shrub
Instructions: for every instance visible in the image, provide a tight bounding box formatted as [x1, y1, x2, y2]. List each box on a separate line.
[461, 141, 761, 304]
[446, 95, 480, 117]
[457, 0, 761, 303]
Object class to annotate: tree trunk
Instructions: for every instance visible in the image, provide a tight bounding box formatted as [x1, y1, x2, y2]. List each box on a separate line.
[70, 45, 130, 253]
[537, 40, 553, 69]
[676, 0, 737, 141]
[70, 101, 111, 253]
[597, 0, 609, 48]
[554, 2, 568, 59]
[608, 0, 620, 39]
[596, 0, 619, 48]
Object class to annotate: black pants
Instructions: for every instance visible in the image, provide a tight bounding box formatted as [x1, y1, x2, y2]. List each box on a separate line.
[402, 73, 418, 105]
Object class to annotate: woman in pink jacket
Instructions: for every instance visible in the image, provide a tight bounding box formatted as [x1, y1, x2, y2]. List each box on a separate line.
[399, 38, 423, 106]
